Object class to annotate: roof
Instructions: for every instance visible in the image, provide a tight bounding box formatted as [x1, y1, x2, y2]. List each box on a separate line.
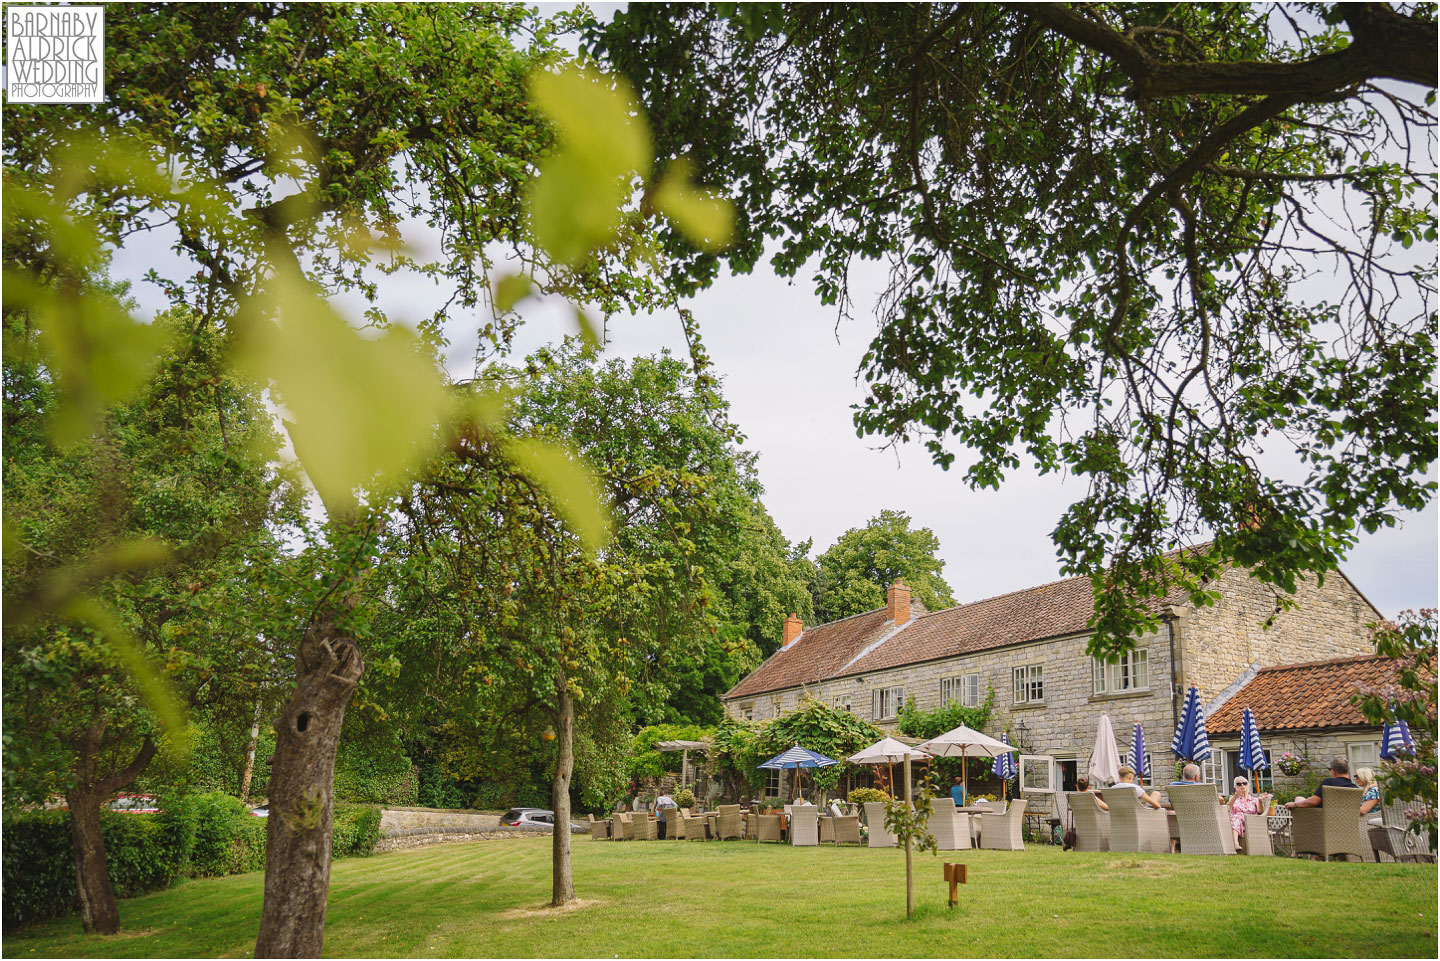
[724, 605, 915, 700]
[1207, 655, 1403, 734]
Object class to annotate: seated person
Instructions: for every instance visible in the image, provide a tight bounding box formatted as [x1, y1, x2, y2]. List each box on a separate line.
[1110, 765, 1164, 809]
[1163, 763, 1224, 807]
[1226, 776, 1272, 849]
[1353, 767, 1383, 823]
[1076, 776, 1108, 812]
[1285, 757, 1357, 810]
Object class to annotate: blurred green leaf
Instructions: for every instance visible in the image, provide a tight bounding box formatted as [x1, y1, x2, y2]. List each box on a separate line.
[504, 436, 614, 553]
[236, 255, 451, 513]
[573, 306, 602, 349]
[527, 65, 651, 265]
[653, 157, 734, 251]
[494, 272, 534, 313]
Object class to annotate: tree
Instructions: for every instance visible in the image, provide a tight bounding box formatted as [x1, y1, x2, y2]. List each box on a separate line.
[593, 3, 1437, 654]
[810, 510, 956, 622]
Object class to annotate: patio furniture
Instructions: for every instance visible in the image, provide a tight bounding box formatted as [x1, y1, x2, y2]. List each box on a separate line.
[716, 804, 743, 841]
[588, 814, 610, 840]
[790, 806, 820, 846]
[705, 811, 720, 839]
[1366, 798, 1434, 863]
[755, 813, 784, 843]
[1266, 809, 1293, 856]
[611, 813, 629, 840]
[833, 815, 862, 845]
[863, 802, 896, 848]
[1291, 786, 1365, 861]
[1067, 792, 1110, 852]
[627, 814, 657, 841]
[928, 797, 972, 851]
[968, 799, 1005, 843]
[684, 812, 708, 840]
[1168, 784, 1235, 855]
[978, 797, 1026, 851]
[1100, 788, 1169, 853]
[662, 807, 684, 840]
[1238, 813, 1272, 856]
[819, 816, 835, 843]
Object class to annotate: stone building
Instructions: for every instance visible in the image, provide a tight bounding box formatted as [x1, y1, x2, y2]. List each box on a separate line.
[723, 555, 1384, 801]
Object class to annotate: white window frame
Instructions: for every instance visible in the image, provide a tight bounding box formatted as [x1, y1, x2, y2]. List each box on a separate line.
[1019, 755, 1056, 793]
[832, 693, 852, 713]
[764, 768, 781, 796]
[1013, 664, 1044, 704]
[740, 702, 754, 721]
[876, 685, 905, 720]
[942, 673, 982, 708]
[1093, 649, 1149, 695]
[1347, 740, 1380, 775]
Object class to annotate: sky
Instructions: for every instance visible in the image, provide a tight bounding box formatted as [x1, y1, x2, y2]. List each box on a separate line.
[106, 4, 1437, 624]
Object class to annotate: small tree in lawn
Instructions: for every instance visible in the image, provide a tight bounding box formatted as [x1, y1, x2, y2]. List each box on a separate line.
[884, 766, 937, 920]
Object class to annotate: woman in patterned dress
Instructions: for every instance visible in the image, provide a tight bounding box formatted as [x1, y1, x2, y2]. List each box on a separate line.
[1226, 776, 1270, 850]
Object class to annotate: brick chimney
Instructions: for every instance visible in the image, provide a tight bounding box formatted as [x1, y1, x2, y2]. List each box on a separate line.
[887, 579, 911, 625]
[782, 613, 803, 646]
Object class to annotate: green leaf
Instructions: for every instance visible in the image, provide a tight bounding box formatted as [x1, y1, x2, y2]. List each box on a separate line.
[503, 436, 614, 553]
[493, 272, 534, 313]
[653, 157, 733, 251]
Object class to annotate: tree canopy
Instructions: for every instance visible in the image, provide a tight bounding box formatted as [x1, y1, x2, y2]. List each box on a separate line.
[807, 509, 956, 622]
[593, 2, 1438, 653]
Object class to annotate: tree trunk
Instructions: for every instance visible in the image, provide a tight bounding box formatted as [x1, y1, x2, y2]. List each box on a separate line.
[550, 664, 576, 907]
[239, 700, 262, 803]
[903, 755, 914, 919]
[66, 730, 157, 935]
[254, 621, 363, 959]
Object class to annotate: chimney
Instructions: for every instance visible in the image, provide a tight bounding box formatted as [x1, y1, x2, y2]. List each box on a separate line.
[887, 579, 911, 625]
[782, 613, 803, 646]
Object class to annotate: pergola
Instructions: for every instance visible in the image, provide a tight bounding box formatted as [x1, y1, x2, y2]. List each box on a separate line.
[656, 740, 710, 787]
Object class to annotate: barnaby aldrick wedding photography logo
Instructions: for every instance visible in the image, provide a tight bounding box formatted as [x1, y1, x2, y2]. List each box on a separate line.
[6, 5, 104, 104]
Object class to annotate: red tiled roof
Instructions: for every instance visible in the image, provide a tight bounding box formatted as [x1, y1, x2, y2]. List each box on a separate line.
[842, 571, 1191, 676]
[1208, 655, 1407, 734]
[725, 606, 907, 700]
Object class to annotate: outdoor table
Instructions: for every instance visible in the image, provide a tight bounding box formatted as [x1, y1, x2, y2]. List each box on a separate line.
[1267, 811, 1294, 856]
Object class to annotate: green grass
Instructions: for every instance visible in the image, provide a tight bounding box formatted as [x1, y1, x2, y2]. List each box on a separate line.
[4, 838, 1436, 958]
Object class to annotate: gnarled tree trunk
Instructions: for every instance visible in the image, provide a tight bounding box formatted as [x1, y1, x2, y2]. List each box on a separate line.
[253, 621, 363, 958]
[550, 663, 576, 907]
[239, 699, 262, 803]
[67, 728, 157, 935]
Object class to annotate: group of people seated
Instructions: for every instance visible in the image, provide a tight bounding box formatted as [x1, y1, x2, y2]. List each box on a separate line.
[1069, 756, 1383, 851]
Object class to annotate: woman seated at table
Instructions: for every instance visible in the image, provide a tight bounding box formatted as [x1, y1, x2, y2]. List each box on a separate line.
[1225, 776, 1271, 849]
[1076, 776, 1108, 811]
[1354, 767, 1383, 824]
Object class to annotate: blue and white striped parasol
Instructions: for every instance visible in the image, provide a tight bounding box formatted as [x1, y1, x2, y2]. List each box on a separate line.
[1171, 685, 1212, 762]
[1238, 708, 1269, 777]
[757, 745, 838, 770]
[1381, 719, 1416, 760]
[1129, 722, 1150, 781]
[992, 732, 1017, 781]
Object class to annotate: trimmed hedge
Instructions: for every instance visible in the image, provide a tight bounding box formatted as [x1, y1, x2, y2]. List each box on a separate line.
[2, 795, 384, 928]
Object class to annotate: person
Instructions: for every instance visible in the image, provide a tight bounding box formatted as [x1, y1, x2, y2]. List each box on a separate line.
[1285, 757, 1357, 810]
[1163, 763, 1225, 806]
[1111, 765, 1164, 808]
[950, 775, 966, 808]
[654, 790, 677, 839]
[1225, 776, 1272, 849]
[1353, 767, 1383, 823]
[1076, 776, 1108, 812]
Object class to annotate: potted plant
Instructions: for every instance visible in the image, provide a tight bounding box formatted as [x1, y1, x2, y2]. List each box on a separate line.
[1276, 752, 1305, 777]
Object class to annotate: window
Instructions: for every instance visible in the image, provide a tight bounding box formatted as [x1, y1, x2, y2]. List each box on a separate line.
[874, 685, 905, 720]
[1220, 748, 1272, 793]
[764, 768, 782, 796]
[833, 694, 852, 713]
[1093, 649, 1149, 694]
[1020, 755, 1055, 793]
[1013, 665, 1043, 704]
[740, 702, 754, 721]
[1347, 740, 1380, 774]
[941, 673, 981, 708]
[770, 696, 783, 717]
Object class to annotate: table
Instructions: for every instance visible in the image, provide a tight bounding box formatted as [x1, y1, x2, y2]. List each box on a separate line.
[1266, 811, 1293, 856]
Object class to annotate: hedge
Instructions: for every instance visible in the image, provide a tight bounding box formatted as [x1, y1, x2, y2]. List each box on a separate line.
[2, 795, 383, 928]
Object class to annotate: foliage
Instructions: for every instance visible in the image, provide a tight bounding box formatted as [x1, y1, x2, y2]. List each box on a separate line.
[711, 698, 884, 794]
[896, 690, 997, 781]
[333, 742, 417, 806]
[672, 788, 696, 809]
[331, 805, 383, 860]
[626, 724, 714, 781]
[1354, 610, 1438, 849]
[594, 3, 1438, 657]
[883, 773, 937, 857]
[176, 792, 267, 878]
[809, 510, 956, 621]
[847, 787, 889, 805]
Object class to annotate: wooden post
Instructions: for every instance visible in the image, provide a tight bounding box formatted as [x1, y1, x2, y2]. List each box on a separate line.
[903, 754, 914, 918]
[943, 862, 968, 907]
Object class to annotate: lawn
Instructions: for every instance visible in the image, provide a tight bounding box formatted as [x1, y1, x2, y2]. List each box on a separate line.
[4, 837, 1436, 958]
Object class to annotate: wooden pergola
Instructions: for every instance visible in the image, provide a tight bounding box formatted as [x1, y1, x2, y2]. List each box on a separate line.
[656, 739, 710, 787]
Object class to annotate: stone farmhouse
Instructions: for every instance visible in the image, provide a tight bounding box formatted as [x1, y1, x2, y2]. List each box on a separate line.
[723, 556, 1386, 802]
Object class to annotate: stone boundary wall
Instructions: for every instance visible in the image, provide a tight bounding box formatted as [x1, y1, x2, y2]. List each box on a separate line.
[375, 809, 590, 853]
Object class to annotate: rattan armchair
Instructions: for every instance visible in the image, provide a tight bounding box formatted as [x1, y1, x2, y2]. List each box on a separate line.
[1238, 814, 1272, 855]
[833, 814, 862, 844]
[1291, 786, 1365, 861]
[819, 816, 835, 843]
[969, 798, 1005, 842]
[863, 802, 896, 848]
[588, 814, 610, 840]
[755, 813, 784, 843]
[1100, 787, 1170, 853]
[627, 813, 657, 841]
[1067, 792, 1110, 852]
[683, 812, 708, 840]
[1367, 798, 1435, 863]
[1169, 784, 1235, 855]
[790, 806, 819, 846]
[716, 804, 743, 840]
[978, 797, 1026, 851]
[928, 796, 972, 850]
[662, 807, 684, 840]
[610, 813, 629, 840]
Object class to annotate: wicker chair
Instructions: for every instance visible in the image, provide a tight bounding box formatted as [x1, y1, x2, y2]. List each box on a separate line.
[790, 806, 820, 846]
[927, 797, 972, 850]
[629, 814, 658, 841]
[1169, 784, 1235, 855]
[716, 804, 743, 841]
[1367, 798, 1434, 863]
[1068, 792, 1110, 852]
[819, 816, 836, 843]
[1100, 787, 1170, 853]
[968, 799, 1005, 842]
[755, 813, 784, 843]
[1238, 813, 1272, 856]
[864, 802, 896, 848]
[662, 807, 684, 840]
[588, 814, 610, 840]
[610, 813, 629, 840]
[979, 797, 1027, 851]
[1291, 786, 1365, 861]
[833, 814, 862, 845]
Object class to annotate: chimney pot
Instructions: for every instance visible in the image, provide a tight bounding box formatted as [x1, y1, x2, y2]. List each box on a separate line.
[887, 579, 912, 626]
[782, 613, 803, 646]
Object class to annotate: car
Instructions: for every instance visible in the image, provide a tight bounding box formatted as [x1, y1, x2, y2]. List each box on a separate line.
[106, 793, 159, 813]
[248, 807, 269, 818]
[499, 808, 584, 833]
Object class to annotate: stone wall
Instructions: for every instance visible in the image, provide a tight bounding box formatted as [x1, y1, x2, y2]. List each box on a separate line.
[1179, 566, 1381, 702]
[374, 809, 586, 853]
[379, 807, 500, 834]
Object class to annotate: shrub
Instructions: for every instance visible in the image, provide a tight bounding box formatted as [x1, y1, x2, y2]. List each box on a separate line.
[179, 791, 265, 877]
[333, 746, 418, 805]
[759, 796, 786, 811]
[673, 788, 696, 809]
[513, 783, 547, 809]
[847, 788, 889, 805]
[332, 805, 382, 859]
[473, 782, 509, 810]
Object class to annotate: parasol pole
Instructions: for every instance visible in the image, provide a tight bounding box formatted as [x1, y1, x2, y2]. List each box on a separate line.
[961, 746, 969, 808]
[903, 752, 914, 918]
